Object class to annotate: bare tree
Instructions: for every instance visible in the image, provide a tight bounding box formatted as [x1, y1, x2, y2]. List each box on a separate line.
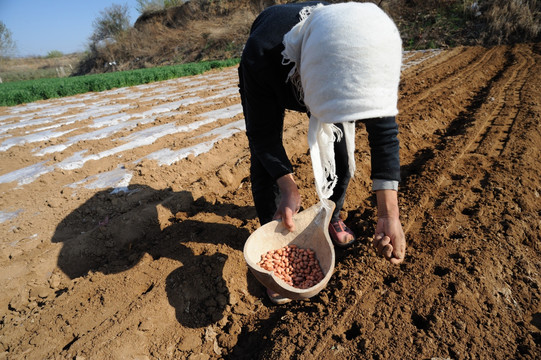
[90, 4, 131, 45]
[0, 21, 16, 58]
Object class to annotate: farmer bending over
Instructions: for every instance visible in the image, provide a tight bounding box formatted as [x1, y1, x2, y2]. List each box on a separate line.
[239, 2, 406, 303]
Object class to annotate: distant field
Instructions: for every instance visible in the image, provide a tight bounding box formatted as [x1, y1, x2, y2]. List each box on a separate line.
[0, 53, 82, 83]
[0, 58, 240, 106]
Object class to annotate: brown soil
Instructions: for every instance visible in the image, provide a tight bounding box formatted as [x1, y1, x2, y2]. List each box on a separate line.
[1, 44, 541, 359]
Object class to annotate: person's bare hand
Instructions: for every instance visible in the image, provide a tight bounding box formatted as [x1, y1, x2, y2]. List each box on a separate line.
[273, 174, 301, 232]
[373, 216, 406, 264]
[373, 189, 406, 264]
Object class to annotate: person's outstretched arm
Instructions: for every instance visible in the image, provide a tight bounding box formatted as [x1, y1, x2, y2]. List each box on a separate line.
[373, 189, 406, 264]
[363, 116, 405, 264]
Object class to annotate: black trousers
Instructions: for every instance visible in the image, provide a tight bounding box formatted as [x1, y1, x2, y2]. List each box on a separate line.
[250, 122, 351, 225]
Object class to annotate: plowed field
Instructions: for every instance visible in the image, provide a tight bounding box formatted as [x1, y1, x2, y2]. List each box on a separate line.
[1, 44, 540, 359]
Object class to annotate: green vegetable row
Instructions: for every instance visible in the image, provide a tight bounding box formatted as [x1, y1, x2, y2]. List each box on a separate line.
[0, 59, 240, 107]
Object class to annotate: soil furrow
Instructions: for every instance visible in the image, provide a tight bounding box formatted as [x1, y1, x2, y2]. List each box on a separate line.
[399, 46, 497, 114]
[472, 45, 533, 157]
[398, 47, 515, 234]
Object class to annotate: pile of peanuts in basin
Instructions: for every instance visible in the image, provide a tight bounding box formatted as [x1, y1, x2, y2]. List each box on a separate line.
[257, 245, 324, 289]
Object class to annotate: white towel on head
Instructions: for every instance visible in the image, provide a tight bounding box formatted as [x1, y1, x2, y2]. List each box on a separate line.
[282, 2, 402, 202]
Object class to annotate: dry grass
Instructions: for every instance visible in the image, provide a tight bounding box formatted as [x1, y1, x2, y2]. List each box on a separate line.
[482, 0, 541, 45]
[0, 53, 82, 82]
[75, 23, 191, 75]
[379, 0, 540, 48]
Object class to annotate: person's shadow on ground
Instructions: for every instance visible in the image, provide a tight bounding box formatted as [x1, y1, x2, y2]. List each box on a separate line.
[51, 185, 257, 328]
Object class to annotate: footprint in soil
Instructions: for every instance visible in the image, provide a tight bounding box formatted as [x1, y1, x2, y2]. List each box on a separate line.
[51, 186, 253, 328]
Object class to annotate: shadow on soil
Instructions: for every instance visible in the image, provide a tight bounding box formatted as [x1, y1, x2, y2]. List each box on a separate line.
[50, 185, 260, 329]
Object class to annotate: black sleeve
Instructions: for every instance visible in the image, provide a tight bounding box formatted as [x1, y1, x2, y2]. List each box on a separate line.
[239, 61, 293, 180]
[238, 2, 328, 180]
[362, 116, 401, 182]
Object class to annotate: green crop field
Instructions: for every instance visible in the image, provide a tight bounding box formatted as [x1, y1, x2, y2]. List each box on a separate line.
[0, 58, 240, 107]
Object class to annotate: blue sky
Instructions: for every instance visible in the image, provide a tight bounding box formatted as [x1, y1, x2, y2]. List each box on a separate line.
[1, 0, 141, 57]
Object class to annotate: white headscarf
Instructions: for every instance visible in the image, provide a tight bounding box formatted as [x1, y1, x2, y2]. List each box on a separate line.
[281, 2, 402, 203]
